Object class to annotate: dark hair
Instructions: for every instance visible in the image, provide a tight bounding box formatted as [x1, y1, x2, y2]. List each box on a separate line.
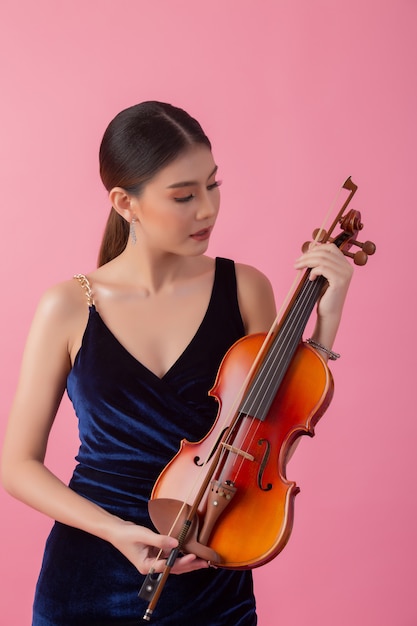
[97, 101, 212, 266]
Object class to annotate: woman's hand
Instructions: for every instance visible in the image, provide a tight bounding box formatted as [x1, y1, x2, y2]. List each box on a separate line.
[294, 242, 353, 352]
[108, 519, 210, 575]
[295, 242, 353, 317]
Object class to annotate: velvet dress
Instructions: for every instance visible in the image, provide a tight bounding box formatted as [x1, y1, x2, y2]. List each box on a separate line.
[32, 257, 257, 625]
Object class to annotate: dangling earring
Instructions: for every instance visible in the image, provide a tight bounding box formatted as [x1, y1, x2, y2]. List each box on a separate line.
[130, 217, 137, 245]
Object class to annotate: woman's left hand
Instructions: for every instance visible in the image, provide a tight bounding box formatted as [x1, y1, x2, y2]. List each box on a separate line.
[294, 242, 353, 320]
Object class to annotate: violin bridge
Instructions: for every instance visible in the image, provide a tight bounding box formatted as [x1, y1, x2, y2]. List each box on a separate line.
[221, 442, 255, 462]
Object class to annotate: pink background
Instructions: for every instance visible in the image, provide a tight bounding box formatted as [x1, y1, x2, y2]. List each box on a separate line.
[1, 1, 416, 624]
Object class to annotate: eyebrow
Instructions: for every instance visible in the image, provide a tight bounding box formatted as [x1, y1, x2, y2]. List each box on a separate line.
[166, 165, 218, 189]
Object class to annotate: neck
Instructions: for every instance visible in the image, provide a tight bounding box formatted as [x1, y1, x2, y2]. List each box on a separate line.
[116, 245, 206, 294]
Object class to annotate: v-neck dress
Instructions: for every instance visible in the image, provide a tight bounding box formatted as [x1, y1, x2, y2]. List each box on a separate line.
[32, 257, 257, 625]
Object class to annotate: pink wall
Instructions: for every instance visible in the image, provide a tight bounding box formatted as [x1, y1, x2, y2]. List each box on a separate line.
[1, 1, 416, 624]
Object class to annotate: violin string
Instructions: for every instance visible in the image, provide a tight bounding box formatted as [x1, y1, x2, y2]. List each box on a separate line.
[242, 276, 321, 417]
[227, 275, 323, 483]
[213, 271, 310, 484]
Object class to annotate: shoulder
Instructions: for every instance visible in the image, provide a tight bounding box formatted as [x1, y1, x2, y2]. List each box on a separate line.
[36, 277, 90, 322]
[29, 277, 91, 356]
[235, 262, 273, 291]
[16, 277, 91, 374]
[234, 262, 277, 334]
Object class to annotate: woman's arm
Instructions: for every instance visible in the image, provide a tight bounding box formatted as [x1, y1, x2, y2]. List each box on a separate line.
[235, 263, 277, 334]
[236, 243, 352, 355]
[1, 283, 206, 575]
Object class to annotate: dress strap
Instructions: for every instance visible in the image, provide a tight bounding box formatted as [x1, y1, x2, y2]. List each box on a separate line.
[73, 274, 94, 306]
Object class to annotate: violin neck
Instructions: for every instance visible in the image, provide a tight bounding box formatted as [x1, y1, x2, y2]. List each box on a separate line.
[239, 270, 327, 421]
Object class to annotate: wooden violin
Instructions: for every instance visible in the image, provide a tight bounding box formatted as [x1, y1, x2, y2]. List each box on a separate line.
[139, 177, 375, 620]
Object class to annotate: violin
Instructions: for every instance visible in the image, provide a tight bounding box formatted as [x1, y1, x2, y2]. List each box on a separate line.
[139, 177, 376, 620]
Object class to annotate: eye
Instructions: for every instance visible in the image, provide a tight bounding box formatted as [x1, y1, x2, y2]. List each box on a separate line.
[174, 194, 195, 203]
[207, 180, 222, 191]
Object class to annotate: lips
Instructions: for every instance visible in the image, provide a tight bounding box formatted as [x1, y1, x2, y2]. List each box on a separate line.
[190, 227, 211, 241]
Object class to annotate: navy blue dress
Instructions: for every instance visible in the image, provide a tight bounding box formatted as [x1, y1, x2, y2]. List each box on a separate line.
[32, 258, 257, 625]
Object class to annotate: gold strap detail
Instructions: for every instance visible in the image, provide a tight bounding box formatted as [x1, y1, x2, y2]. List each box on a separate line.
[74, 274, 94, 306]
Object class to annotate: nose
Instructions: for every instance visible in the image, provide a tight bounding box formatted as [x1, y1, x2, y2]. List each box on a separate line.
[196, 190, 220, 220]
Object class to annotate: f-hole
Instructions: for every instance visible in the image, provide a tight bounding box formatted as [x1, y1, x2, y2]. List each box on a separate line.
[194, 427, 229, 467]
[257, 438, 273, 491]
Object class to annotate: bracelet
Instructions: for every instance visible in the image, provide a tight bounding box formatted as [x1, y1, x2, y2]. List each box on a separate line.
[306, 338, 340, 360]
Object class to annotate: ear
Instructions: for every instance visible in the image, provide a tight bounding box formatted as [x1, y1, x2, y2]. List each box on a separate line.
[109, 187, 137, 223]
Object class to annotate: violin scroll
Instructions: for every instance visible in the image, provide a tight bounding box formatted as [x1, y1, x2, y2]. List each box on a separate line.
[302, 178, 376, 266]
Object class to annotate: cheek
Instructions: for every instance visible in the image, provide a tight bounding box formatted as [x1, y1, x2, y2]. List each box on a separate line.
[149, 208, 190, 237]
[139, 202, 174, 227]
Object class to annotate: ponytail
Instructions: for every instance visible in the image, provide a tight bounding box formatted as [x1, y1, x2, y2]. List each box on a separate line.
[97, 208, 129, 267]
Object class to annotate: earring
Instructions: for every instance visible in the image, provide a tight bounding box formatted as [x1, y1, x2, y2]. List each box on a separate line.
[130, 217, 137, 245]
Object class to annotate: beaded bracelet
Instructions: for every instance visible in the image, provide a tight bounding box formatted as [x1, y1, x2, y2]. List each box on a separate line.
[306, 338, 340, 360]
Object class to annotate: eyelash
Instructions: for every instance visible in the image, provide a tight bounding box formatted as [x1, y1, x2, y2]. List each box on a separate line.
[174, 180, 222, 203]
[208, 180, 222, 190]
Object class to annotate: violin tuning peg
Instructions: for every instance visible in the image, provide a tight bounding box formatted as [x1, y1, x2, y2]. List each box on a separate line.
[312, 228, 328, 243]
[302, 227, 331, 252]
[343, 249, 369, 266]
[358, 240, 376, 256]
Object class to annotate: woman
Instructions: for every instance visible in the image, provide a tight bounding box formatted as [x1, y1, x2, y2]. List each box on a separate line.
[1, 101, 352, 625]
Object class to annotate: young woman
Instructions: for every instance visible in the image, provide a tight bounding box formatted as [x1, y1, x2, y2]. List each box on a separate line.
[1, 101, 353, 625]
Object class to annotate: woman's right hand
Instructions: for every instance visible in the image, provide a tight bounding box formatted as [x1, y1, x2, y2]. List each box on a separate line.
[108, 519, 210, 575]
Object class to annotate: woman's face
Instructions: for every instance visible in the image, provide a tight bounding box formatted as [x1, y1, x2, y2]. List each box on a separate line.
[131, 144, 221, 257]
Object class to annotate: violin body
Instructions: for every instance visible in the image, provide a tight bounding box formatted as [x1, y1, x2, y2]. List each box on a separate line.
[149, 334, 333, 569]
